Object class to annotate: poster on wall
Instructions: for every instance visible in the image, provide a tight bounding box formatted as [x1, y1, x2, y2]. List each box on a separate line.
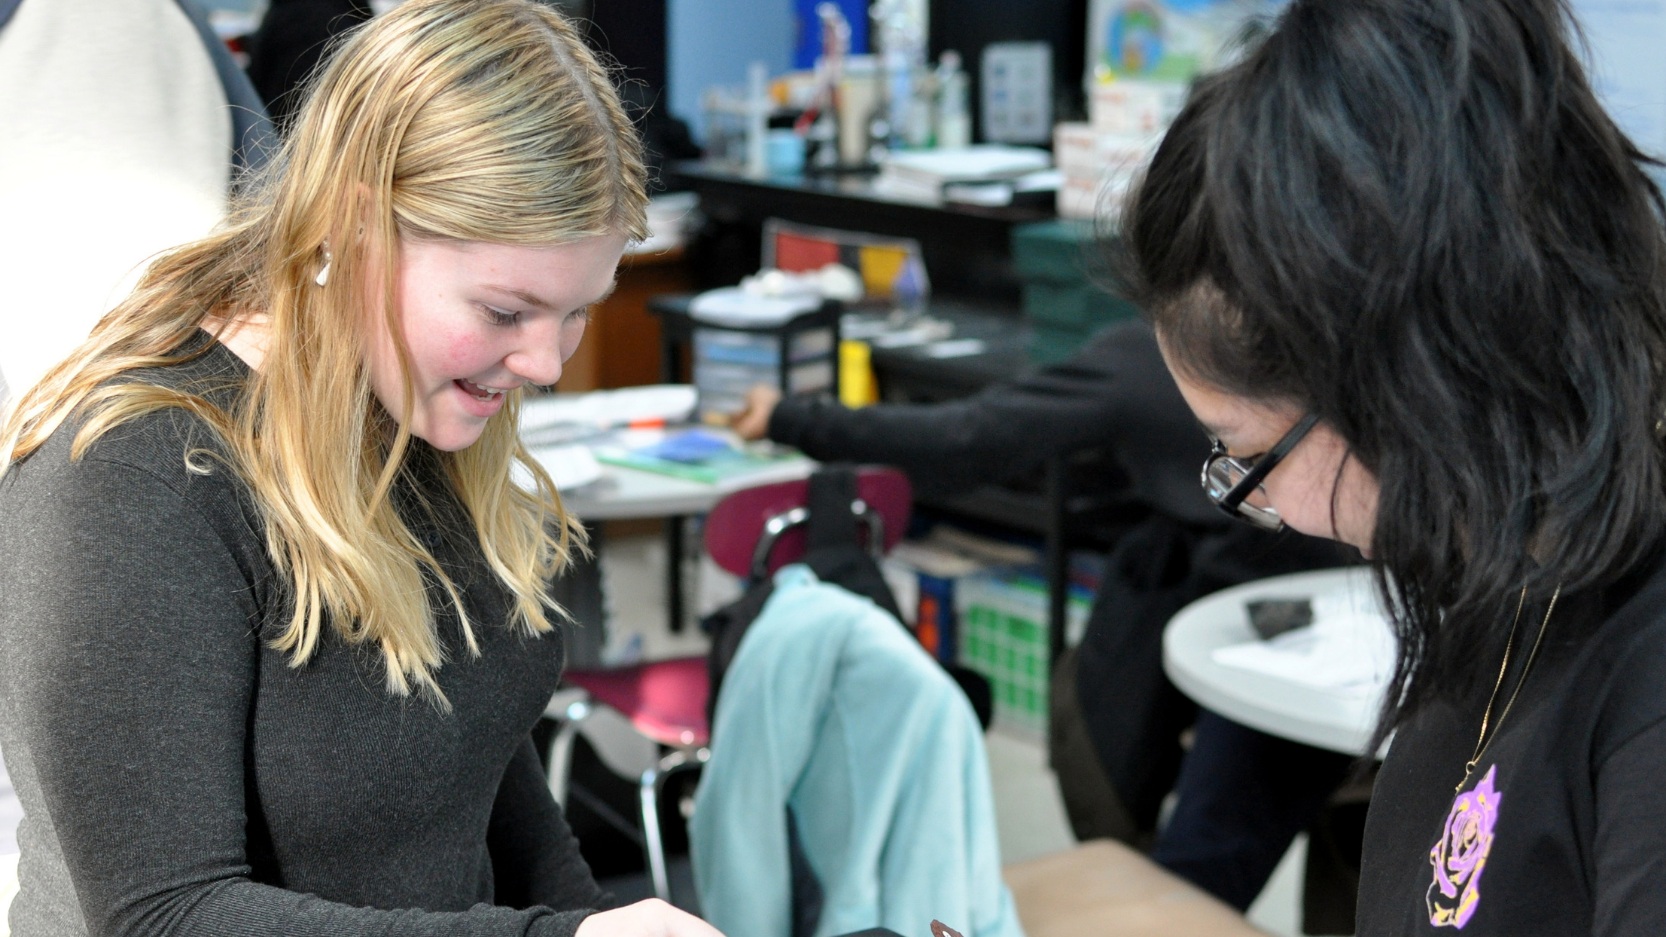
[1086, 0, 1279, 86]
[1085, 0, 1666, 164]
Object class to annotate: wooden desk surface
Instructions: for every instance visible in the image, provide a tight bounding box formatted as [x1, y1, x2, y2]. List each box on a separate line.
[1005, 840, 1270, 937]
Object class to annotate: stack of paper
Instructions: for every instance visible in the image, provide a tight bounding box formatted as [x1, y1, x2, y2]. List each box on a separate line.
[687, 287, 823, 327]
[589, 427, 811, 486]
[511, 444, 604, 492]
[519, 385, 697, 447]
[872, 145, 1053, 204]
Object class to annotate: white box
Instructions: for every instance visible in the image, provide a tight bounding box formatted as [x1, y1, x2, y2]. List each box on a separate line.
[1053, 122, 1161, 178]
[1090, 79, 1186, 135]
[1057, 175, 1103, 221]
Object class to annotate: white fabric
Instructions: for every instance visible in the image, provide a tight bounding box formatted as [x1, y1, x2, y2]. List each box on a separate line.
[0, 0, 231, 402]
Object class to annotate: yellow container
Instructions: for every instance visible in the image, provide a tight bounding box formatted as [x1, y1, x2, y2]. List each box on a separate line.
[838, 339, 877, 408]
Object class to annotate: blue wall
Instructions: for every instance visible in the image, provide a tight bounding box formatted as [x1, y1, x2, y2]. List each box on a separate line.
[667, 0, 796, 143]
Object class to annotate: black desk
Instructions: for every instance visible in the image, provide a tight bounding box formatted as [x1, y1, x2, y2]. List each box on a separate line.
[669, 162, 1054, 303]
[863, 299, 1033, 396]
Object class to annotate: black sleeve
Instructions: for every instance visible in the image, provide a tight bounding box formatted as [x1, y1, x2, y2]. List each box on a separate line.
[488, 737, 610, 912]
[1593, 715, 1666, 935]
[0, 458, 589, 937]
[767, 321, 1157, 496]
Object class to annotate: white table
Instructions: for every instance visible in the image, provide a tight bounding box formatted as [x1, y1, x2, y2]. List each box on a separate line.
[557, 460, 742, 520]
[538, 445, 816, 521]
[1163, 566, 1391, 756]
[528, 444, 815, 631]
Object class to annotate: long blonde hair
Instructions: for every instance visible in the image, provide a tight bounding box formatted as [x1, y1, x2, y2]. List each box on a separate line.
[0, 0, 650, 701]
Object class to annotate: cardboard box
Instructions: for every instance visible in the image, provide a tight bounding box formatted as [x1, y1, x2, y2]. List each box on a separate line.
[1056, 176, 1103, 222]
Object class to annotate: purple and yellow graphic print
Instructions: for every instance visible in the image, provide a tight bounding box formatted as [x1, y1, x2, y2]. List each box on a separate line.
[1427, 765, 1502, 928]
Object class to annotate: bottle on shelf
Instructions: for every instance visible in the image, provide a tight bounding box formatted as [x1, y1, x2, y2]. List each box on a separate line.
[935, 50, 972, 149]
[872, 0, 926, 151]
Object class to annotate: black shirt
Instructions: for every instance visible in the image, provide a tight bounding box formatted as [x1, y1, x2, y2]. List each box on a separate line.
[1358, 554, 1666, 935]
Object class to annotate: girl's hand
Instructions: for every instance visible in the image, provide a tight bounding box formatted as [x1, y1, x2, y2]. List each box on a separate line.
[729, 384, 782, 441]
[575, 899, 727, 937]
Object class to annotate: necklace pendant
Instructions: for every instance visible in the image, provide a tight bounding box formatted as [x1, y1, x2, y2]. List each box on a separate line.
[1428, 764, 1503, 928]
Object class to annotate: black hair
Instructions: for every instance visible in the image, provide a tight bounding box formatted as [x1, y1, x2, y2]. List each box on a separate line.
[1121, 0, 1666, 749]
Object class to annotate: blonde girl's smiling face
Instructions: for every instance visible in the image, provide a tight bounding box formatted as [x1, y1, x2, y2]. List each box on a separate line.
[365, 234, 627, 451]
[1163, 356, 1381, 553]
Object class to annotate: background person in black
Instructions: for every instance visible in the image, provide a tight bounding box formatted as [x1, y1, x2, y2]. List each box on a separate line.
[732, 318, 1355, 912]
[245, 0, 374, 131]
[1122, 0, 1666, 932]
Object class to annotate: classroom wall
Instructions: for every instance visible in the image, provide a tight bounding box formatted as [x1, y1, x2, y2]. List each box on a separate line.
[196, 0, 1666, 161]
[1573, 0, 1666, 161]
[666, 0, 795, 142]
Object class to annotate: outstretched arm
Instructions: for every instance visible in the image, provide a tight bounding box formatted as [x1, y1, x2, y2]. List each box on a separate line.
[742, 322, 1168, 497]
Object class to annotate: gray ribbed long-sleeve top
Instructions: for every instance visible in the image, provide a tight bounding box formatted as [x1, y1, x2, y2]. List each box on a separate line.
[0, 341, 605, 935]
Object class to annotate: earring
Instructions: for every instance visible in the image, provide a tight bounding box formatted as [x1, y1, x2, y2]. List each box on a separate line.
[314, 247, 334, 287]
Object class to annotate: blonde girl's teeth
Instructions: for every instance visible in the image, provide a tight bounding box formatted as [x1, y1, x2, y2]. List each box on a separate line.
[460, 379, 504, 398]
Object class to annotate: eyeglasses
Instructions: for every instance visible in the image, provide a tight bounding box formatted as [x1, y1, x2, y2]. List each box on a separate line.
[1202, 413, 1319, 531]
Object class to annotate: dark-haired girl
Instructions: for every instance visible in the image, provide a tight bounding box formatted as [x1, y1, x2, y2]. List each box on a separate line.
[1124, 0, 1666, 932]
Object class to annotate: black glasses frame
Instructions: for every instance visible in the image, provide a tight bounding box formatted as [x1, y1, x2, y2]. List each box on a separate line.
[1203, 413, 1320, 529]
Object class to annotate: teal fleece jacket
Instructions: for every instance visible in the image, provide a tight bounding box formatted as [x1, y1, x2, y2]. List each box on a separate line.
[690, 565, 1023, 937]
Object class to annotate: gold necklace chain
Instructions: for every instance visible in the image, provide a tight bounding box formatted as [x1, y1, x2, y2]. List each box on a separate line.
[1459, 582, 1562, 792]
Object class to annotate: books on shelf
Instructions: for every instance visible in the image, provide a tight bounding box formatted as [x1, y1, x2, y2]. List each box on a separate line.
[589, 427, 811, 486]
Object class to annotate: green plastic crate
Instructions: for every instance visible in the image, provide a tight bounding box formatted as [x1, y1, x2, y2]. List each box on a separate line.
[1022, 280, 1140, 331]
[1027, 323, 1096, 365]
[1011, 219, 1104, 284]
[957, 571, 1091, 736]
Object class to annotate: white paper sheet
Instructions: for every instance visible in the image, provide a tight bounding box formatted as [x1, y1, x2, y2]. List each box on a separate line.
[1210, 592, 1396, 699]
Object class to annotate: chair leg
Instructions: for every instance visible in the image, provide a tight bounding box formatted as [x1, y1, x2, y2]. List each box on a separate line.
[639, 746, 712, 902]
[544, 695, 593, 809]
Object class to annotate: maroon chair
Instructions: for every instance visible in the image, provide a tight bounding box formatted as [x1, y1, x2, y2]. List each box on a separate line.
[543, 466, 911, 901]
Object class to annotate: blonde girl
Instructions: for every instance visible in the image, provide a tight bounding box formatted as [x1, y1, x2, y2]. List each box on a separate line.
[0, 2, 723, 935]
